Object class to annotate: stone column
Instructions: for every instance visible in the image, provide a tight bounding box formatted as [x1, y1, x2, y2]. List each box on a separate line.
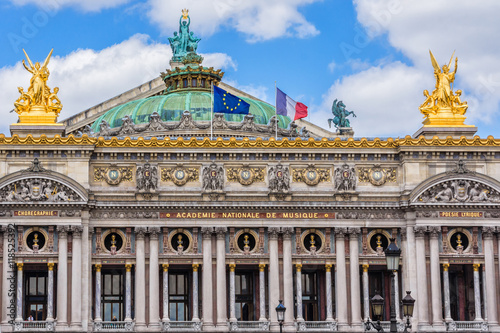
[47, 263, 55, 321]
[442, 264, 452, 322]
[414, 226, 429, 326]
[473, 264, 483, 321]
[201, 227, 214, 328]
[192, 264, 200, 321]
[482, 265, 488, 321]
[362, 264, 370, 320]
[57, 226, 68, 325]
[394, 270, 400, 320]
[349, 228, 362, 326]
[325, 264, 334, 321]
[335, 228, 348, 327]
[162, 264, 169, 322]
[268, 227, 280, 325]
[282, 227, 294, 326]
[2, 227, 13, 324]
[429, 227, 443, 326]
[81, 218, 90, 331]
[296, 264, 303, 321]
[134, 227, 146, 327]
[149, 227, 160, 327]
[16, 263, 23, 321]
[259, 264, 267, 321]
[229, 264, 236, 322]
[125, 264, 132, 321]
[215, 227, 227, 326]
[483, 227, 498, 325]
[94, 264, 102, 321]
[71, 227, 83, 327]
[405, 223, 419, 325]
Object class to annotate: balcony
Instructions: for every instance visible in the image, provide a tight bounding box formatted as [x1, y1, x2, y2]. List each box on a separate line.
[229, 321, 270, 331]
[162, 321, 203, 331]
[379, 321, 405, 332]
[446, 321, 488, 331]
[296, 321, 337, 331]
[93, 321, 135, 332]
[14, 321, 55, 331]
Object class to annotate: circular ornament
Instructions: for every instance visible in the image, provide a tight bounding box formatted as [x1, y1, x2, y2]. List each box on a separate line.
[172, 167, 188, 186]
[237, 232, 256, 252]
[27, 231, 46, 251]
[105, 168, 122, 185]
[303, 168, 320, 186]
[238, 168, 255, 186]
[369, 167, 387, 186]
[104, 232, 124, 252]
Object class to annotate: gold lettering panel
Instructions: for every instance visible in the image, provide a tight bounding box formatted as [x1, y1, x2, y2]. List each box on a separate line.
[226, 167, 265, 186]
[161, 166, 199, 186]
[94, 166, 133, 185]
[358, 166, 397, 186]
[292, 167, 330, 186]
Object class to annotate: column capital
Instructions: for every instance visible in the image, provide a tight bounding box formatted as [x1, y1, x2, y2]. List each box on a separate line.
[482, 226, 495, 239]
[149, 227, 161, 239]
[268, 227, 280, 240]
[429, 226, 440, 238]
[135, 227, 147, 239]
[259, 264, 266, 271]
[348, 227, 361, 238]
[192, 264, 199, 272]
[17, 262, 23, 271]
[47, 262, 54, 270]
[229, 264, 236, 272]
[400, 227, 407, 240]
[282, 227, 293, 240]
[95, 264, 102, 272]
[442, 263, 450, 271]
[473, 263, 480, 271]
[71, 226, 83, 237]
[125, 264, 132, 272]
[201, 227, 213, 239]
[57, 226, 68, 238]
[325, 264, 332, 272]
[334, 227, 347, 238]
[362, 264, 369, 272]
[414, 226, 428, 238]
[215, 227, 227, 239]
[296, 263, 302, 272]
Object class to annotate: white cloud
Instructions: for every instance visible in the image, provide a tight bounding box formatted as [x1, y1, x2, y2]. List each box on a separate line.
[0, 34, 235, 135]
[8, 0, 129, 12]
[318, 0, 500, 137]
[327, 61, 336, 73]
[146, 0, 320, 42]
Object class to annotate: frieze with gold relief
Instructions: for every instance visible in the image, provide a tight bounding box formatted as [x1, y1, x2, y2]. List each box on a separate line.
[226, 166, 265, 186]
[358, 166, 396, 186]
[292, 166, 330, 186]
[94, 166, 133, 185]
[161, 166, 199, 186]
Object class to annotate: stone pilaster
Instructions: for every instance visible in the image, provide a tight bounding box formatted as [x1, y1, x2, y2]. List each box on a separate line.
[134, 227, 146, 327]
[414, 226, 429, 326]
[268, 227, 280, 326]
[201, 227, 214, 328]
[429, 226, 443, 326]
[282, 227, 294, 326]
[149, 227, 160, 327]
[483, 227, 498, 325]
[71, 226, 83, 327]
[348, 227, 362, 326]
[57, 226, 68, 326]
[215, 227, 227, 327]
[335, 227, 348, 327]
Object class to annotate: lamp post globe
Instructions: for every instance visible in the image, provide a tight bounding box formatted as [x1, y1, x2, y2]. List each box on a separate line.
[276, 300, 286, 333]
[384, 238, 401, 271]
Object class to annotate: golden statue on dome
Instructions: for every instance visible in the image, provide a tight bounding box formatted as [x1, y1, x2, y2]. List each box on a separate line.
[419, 51, 469, 127]
[14, 49, 62, 124]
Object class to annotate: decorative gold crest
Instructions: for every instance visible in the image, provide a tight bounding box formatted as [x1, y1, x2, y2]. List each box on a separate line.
[358, 166, 397, 186]
[226, 166, 265, 186]
[161, 166, 199, 186]
[292, 165, 330, 186]
[94, 166, 133, 185]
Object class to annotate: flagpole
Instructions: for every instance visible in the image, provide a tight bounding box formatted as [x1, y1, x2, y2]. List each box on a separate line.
[211, 81, 214, 140]
[275, 81, 278, 140]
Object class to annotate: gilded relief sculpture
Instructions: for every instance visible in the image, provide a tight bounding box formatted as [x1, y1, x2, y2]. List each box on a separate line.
[419, 51, 471, 127]
[14, 49, 63, 124]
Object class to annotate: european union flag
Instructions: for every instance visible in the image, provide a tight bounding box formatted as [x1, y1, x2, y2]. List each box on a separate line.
[213, 85, 250, 115]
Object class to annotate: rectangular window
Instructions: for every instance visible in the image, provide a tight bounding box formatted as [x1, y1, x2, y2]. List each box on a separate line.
[235, 272, 254, 321]
[301, 272, 319, 321]
[101, 269, 124, 321]
[25, 272, 48, 320]
[169, 272, 190, 321]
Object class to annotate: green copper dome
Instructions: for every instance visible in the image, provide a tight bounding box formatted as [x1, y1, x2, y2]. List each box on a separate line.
[91, 91, 291, 133]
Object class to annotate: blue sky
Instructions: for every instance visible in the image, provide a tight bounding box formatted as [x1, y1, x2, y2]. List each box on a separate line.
[1, 0, 499, 138]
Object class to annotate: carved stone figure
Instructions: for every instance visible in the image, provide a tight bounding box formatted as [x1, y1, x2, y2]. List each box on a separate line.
[136, 162, 158, 192]
[202, 162, 224, 192]
[0, 178, 81, 202]
[268, 163, 290, 193]
[334, 164, 356, 191]
[417, 179, 500, 203]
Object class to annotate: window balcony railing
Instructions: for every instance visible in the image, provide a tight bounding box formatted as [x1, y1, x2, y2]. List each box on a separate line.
[14, 320, 55, 331]
[296, 321, 337, 331]
[229, 320, 270, 331]
[379, 321, 405, 332]
[162, 320, 203, 331]
[446, 321, 488, 331]
[93, 321, 135, 332]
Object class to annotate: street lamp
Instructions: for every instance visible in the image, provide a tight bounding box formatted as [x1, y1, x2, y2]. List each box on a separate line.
[385, 238, 401, 333]
[276, 300, 286, 333]
[401, 291, 415, 333]
[365, 293, 384, 332]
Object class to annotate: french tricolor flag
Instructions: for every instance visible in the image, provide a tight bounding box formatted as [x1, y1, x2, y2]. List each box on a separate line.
[276, 87, 308, 121]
